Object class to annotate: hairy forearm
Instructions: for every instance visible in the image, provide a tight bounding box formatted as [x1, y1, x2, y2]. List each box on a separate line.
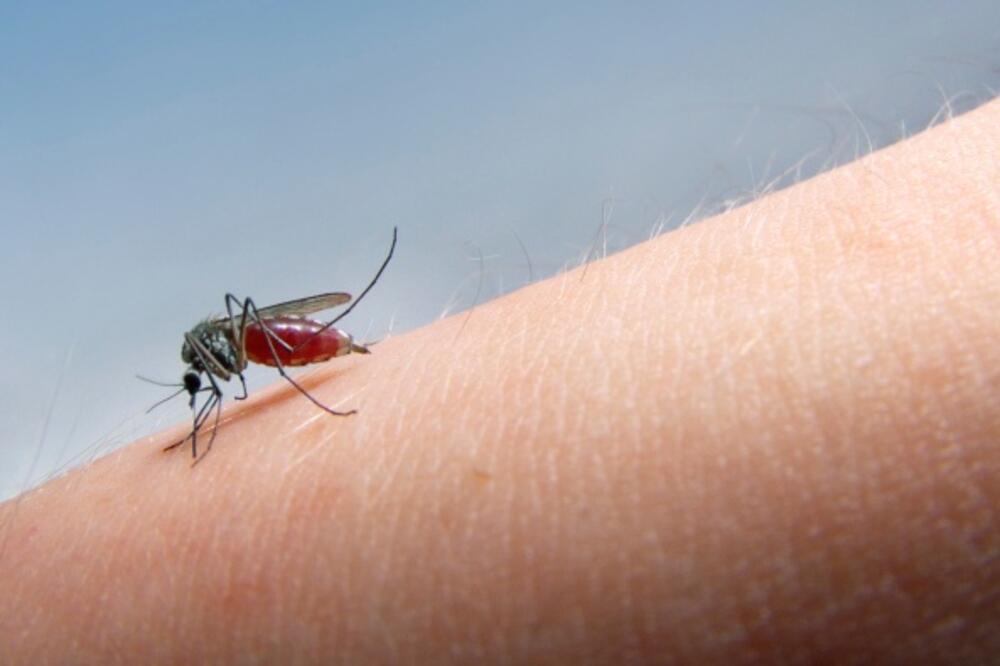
[2, 100, 999, 664]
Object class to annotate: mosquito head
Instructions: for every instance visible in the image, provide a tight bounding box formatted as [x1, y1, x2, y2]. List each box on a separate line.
[183, 368, 202, 397]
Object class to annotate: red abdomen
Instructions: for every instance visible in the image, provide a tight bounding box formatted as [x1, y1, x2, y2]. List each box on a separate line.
[244, 316, 352, 367]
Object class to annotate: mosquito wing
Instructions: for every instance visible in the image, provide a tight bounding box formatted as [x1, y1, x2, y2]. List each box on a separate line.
[254, 292, 353, 319]
[212, 292, 353, 327]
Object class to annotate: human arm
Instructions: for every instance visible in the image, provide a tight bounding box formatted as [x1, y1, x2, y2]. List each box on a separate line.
[2, 100, 999, 664]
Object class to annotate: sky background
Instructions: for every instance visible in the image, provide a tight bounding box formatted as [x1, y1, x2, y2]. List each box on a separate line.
[1, 2, 999, 499]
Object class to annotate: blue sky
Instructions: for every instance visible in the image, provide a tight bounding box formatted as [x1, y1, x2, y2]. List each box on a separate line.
[1, 2, 998, 498]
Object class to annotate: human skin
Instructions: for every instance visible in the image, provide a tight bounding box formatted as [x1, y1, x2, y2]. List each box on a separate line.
[2, 100, 999, 665]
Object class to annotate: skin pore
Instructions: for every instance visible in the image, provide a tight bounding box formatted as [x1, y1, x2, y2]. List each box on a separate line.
[1, 99, 998, 664]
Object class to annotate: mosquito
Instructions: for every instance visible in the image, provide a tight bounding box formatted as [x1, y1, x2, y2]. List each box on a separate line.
[144, 227, 397, 460]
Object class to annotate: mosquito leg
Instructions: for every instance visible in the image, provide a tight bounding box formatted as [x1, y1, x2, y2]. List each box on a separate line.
[190, 366, 226, 459]
[189, 396, 204, 459]
[329, 226, 397, 327]
[225, 293, 295, 354]
[233, 373, 249, 401]
[225, 293, 250, 378]
[163, 387, 217, 452]
[223, 294, 266, 404]
[224, 292, 240, 322]
[224, 293, 289, 401]
[225, 293, 295, 403]
[254, 319, 296, 353]
[243, 298, 357, 418]
[291, 226, 397, 353]
[194, 388, 223, 463]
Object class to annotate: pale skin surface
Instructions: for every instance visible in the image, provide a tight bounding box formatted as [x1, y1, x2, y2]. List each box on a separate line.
[1, 100, 999, 665]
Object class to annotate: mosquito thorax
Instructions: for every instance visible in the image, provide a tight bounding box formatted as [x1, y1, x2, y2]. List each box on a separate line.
[182, 320, 242, 376]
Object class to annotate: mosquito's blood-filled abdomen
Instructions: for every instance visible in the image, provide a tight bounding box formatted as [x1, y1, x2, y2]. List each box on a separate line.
[244, 316, 354, 367]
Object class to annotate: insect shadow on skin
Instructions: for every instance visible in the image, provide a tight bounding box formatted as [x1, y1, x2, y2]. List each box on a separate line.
[140, 227, 397, 464]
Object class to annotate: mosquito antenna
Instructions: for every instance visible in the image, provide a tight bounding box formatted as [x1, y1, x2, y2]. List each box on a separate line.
[330, 226, 397, 326]
[145, 387, 187, 413]
[136, 374, 183, 388]
[138, 375, 214, 413]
